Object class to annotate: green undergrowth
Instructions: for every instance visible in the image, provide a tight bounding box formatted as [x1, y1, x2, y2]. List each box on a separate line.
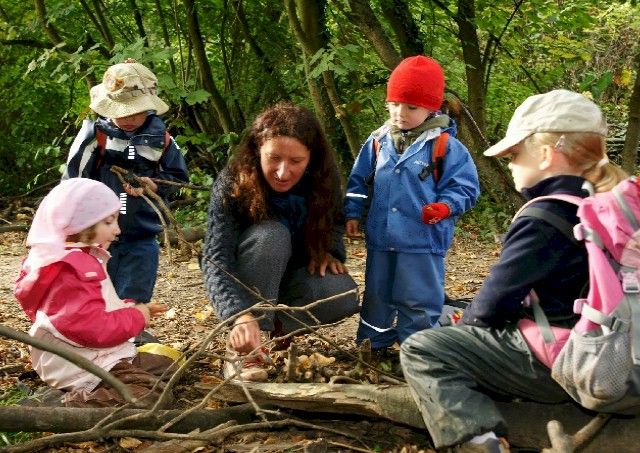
[456, 194, 512, 242]
[0, 386, 35, 446]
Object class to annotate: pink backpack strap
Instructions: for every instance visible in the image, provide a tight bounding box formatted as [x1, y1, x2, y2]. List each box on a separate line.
[513, 194, 582, 220]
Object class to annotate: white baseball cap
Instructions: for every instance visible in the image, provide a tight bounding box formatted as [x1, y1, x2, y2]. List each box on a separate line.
[484, 89, 608, 157]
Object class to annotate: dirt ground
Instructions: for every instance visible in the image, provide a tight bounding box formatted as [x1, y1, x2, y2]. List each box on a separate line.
[0, 229, 500, 452]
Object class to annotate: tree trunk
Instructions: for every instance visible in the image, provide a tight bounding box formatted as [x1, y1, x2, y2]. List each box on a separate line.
[182, 0, 235, 134]
[622, 51, 640, 174]
[204, 382, 639, 452]
[33, 0, 97, 87]
[89, 0, 115, 50]
[285, 0, 359, 163]
[456, 0, 485, 132]
[78, 0, 114, 51]
[128, 0, 148, 45]
[0, 404, 254, 433]
[454, 97, 523, 210]
[380, 0, 423, 57]
[231, 0, 289, 99]
[153, 0, 176, 77]
[345, 0, 401, 70]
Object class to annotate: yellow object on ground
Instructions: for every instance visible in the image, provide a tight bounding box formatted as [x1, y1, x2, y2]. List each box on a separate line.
[137, 343, 185, 365]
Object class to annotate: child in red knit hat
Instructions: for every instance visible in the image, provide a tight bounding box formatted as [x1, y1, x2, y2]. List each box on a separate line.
[344, 55, 480, 351]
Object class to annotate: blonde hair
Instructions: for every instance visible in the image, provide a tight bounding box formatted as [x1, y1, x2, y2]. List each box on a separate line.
[66, 225, 97, 244]
[523, 132, 627, 192]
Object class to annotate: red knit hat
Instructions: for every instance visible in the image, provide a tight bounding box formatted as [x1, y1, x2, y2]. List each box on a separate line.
[386, 56, 445, 111]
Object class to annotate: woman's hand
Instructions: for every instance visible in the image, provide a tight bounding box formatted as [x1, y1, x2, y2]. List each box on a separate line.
[346, 219, 361, 237]
[229, 313, 262, 354]
[308, 253, 348, 277]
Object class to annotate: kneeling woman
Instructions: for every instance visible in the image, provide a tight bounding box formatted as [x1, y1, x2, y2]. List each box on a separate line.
[202, 102, 359, 381]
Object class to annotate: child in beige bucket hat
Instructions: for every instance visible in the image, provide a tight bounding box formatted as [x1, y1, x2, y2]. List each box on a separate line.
[89, 60, 170, 119]
[63, 60, 188, 341]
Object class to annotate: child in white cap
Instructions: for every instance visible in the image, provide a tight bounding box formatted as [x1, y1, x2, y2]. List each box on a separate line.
[400, 90, 627, 452]
[63, 60, 189, 317]
[344, 55, 480, 352]
[15, 178, 177, 407]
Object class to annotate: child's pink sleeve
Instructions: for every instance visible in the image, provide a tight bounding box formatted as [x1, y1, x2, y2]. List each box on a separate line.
[43, 265, 146, 348]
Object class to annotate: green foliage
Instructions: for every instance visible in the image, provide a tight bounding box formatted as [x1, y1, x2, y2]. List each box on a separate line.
[173, 168, 212, 227]
[458, 194, 513, 241]
[0, 0, 638, 207]
[0, 387, 33, 446]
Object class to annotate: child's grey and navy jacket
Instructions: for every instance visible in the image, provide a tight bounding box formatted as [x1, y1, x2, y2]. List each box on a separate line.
[63, 115, 189, 240]
[344, 117, 480, 255]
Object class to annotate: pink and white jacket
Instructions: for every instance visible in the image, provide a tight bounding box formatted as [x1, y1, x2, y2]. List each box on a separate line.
[14, 245, 146, 392]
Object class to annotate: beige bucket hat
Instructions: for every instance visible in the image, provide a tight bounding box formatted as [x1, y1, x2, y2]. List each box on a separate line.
[484, 89, 608, 157]
[89, 60, 169, 119]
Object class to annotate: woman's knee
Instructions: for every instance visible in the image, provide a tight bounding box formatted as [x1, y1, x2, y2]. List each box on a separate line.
[238, 221, 292, 265]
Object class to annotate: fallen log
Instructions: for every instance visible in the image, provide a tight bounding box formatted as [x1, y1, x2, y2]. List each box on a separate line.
[201, 382, 639, 452]
[0, 224, 28, 233]
[0, 404, 254, 433]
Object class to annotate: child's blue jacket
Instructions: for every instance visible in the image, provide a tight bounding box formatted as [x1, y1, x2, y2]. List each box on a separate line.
[344, 120, 480, 255]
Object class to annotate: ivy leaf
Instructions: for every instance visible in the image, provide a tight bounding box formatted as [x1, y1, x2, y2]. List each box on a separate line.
[184, 89, 211, 105]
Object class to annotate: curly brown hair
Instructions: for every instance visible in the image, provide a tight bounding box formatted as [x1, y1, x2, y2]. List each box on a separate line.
[226, 102, 342, 262]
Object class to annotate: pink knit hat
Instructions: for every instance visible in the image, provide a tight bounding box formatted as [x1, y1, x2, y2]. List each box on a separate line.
[24, 178, 120, 273]
[386, 56, 445, 111]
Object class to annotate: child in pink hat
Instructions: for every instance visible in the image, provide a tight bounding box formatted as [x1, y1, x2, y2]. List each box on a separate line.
[15, 178, 176, 408]
[344, 55, 480, 351]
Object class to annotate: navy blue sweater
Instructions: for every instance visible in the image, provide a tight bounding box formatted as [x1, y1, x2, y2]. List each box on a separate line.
[462, 175, 590, 328]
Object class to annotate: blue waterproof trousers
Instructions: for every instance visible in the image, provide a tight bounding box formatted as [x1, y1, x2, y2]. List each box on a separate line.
[107, 236, 160, 303]
[357, 250, 444, 348]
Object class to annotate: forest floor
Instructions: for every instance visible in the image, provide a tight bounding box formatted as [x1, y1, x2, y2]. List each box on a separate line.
[0, 228, 500, 452]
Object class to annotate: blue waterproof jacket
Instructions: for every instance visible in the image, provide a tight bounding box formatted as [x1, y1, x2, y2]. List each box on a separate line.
[344, 120, 480, 255]
[63, 115, 189, 240]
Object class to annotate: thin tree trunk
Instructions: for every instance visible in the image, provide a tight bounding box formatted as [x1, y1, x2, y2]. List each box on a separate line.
[231, 0, 289, 99]
[622, 51, 640, 173]
[456, 0, 485, 132]
[220, 0, 246, 129]
[153, 0, 177, 77]
[90, 0, 115, 49]
[182, 0, 235, 133]
[128, 0, 148, 45]
[380, 0, 423, 57]
[285, 0, 359, 162]
[78, 0, 113, 51]
[345, 0, 401, 70]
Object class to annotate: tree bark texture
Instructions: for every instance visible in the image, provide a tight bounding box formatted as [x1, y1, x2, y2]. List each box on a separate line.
[622, 51, 640, 173]
[455, 0, 486, 132]
[205, 382, 640, 452]
[0, 404, 255, 433]
[346, 0, 401, 70]
[285, 0, 359, 163]
[182, 0, 235, 134]
[380, 0, 423, 57]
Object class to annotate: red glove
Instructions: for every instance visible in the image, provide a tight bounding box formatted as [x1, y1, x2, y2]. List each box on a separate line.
[422, 202, 450, 224]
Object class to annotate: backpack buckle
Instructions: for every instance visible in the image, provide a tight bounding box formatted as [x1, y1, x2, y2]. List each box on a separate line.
[620, 269, 640, 294]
